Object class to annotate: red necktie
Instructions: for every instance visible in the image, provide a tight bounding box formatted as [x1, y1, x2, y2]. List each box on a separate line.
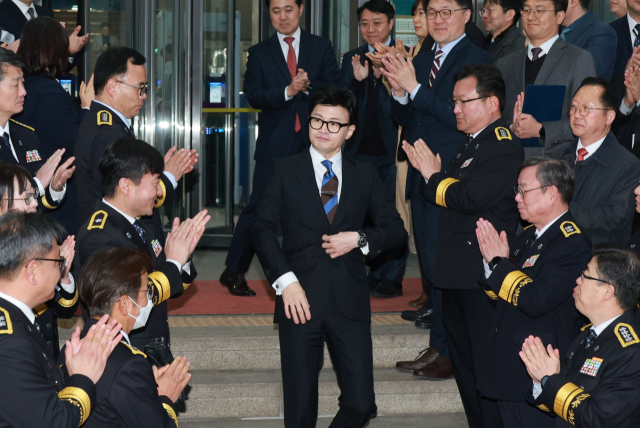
[429, 50, 444, 88]
[577, 148, 588, 162]
[284, 36, 301, 132]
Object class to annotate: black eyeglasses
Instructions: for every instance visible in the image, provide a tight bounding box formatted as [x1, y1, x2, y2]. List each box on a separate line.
[2, 192, 37, 205]
[358, 20, 389, 29]
[31, 256, 66, 275]
[513, 185, 548, 198]
[426, 8, 468, 20]
[448, 96, 488, 109]
[116, 81, 149, 97]
[308, 117, 350, 134]
[581, 273, 609, 285]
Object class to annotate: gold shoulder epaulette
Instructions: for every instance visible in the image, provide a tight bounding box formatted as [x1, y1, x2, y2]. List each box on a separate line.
[614, 323, 640, 347]
[0, 307, 13, 334]
[121, 341, 147, 358]
[9, 118, 34, 132]
[495, 127, 512, 141]
[560, 221, 581, 238]
[87, 210, 108, 230]
[524, 224, 534, 230]
[580, 323, 592, 331]
[97, 110, 113, 126]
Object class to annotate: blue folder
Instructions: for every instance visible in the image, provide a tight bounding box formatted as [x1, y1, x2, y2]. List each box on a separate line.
[520, 84, 566, 147]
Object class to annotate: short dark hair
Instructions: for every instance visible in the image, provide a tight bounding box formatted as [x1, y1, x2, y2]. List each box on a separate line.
[17, 17, 69, 78]
[0, 212, 65, 281]
[576, 77, 618, 111]
[592, 243, 640, 311]
[100, 22, 111, 28]
[79, 247, 153, 318]
[413, 0, 472, 14]
[0, 165, 36, 213]
[264, 0, 302, 8]
[308, 85, 358, 125]
[518, 156, 574, 204]
[550, 0, 568, 13]
[357, 0, 395, 22]
[99, 137, 164, 198]
[0, 49, 25, 82]
[486, 0, 522, 24]
[93, 47, 146, 96]
[454, 63, 506, 112]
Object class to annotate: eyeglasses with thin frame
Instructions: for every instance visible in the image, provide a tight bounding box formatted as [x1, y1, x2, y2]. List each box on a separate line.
[359, 20, 389, 29]
[513, 185, 549, 198]
[566, 104, 613, 118]
[520, 8, 557, 18]
[2, 192, 37, 205]
[448, 96, 488, 109]
[116, 81, 149, 97]
[137, 286, 155, 303]
[426, 8, 468, 20]
[308, 117, 350, 134]
[30, 256, 66, 275]
[479, 7, 500, 17]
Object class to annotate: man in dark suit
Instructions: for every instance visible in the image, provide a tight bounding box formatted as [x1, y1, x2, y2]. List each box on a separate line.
[561, 0, 617, 81]
[220, 0, 341, 297]
[476, 157, 592, 428]
[613, 64, 640, 158]
[611, 0, 640, 78]
[380, 0, 493, 383]
[522, 244, 640, 428]
[562, 78, 640, 244]
[497, 0, 596, 157]
[252, 86, 407, 428]
[480, 0, 527, 64]
[339, 0, 408, 298]
[75, 137, 208, 352]
[402, 63, 523, 428]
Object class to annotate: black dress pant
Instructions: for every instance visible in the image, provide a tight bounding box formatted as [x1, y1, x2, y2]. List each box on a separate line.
[442, 288, 502, 428]
[278, 294, 376, 428]
[498, 400, 555, 428]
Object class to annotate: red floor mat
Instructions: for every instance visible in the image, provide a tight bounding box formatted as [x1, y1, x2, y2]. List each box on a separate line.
[166, 278, 423, 315]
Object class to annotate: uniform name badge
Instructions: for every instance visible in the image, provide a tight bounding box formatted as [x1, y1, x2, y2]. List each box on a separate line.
[461, 158, 473, 168]
[522, 254, 539, 268]
[580, 357, 603, 376]
[151, 239, 163, 257]
[25, 150, 42, 163]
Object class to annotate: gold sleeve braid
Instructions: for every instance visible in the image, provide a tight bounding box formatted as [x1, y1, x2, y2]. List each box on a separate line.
[435, 178, 460, 208]
[149, 271, 171, 304]
[41, 195, 56, 210]
[58, 386, 91, 426]
[58, 288, 79, 308]
[554, 382, 590, 425]
[155, 180, 167, 208]
[163, 403, 178, 426]
[499, 271, 533, 306]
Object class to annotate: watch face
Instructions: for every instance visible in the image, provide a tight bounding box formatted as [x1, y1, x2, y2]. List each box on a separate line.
[358, 235, 367, 247]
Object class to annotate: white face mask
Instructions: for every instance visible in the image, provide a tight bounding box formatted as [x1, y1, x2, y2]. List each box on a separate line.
[128, 295, 153, 330]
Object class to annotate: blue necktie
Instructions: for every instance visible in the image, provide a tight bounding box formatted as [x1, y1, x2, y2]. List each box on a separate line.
[133, 220, 146, 243]
[27, 8, 35, 20]
[320, 160, 339, 224]
[584, 328, 597, 349]
[634, 24, 640, 48]
[2, 132, 10, 150]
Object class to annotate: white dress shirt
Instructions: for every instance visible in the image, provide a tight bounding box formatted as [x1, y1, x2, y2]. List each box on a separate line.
[576, 136, 606, 161]
[393, 33, 467, 105]
[278, 27, 309, 101]
[0, 291, 35, 324]
[1, 121, 65, 202]
[527, 35, 559, 61]
[628, 13, 640, 49]
[271, 146, 370, 295]
[11, 0, 37, 20]
[368, 36, 392, 53]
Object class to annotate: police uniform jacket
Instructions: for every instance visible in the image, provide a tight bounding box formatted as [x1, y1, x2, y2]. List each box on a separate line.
[420, 118, 524, 289]
[59, 318, 178, 428]
[0, 297, 96, 428]
[75, 200, 196, 350]
[627, 229, 640, 256]
[73, 102, 175, 224]
[530, 310, 640, 428]
[33, 284, 80, 359]
[478, 211, 592, 400]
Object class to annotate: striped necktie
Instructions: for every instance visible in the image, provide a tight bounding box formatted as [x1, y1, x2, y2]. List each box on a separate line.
[635, 24, 640, 48]
[428, 50, 444, 88]
[320, 160, 339, 224]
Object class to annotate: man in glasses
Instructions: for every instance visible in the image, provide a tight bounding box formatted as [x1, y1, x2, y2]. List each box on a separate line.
[480, 0, 526, 64]
[476, 156, 592, 428]
[74, 47, 197, 225]
[497, 0, 595, 157]
[560, 77, 640, 244]
[252, 86, 407, 428]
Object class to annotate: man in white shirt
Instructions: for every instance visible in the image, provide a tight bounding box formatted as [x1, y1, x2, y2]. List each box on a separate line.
[561, 77, 640, 244]
[521, 243, 640, 428]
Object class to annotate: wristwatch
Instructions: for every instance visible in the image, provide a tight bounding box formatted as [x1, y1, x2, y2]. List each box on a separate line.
[541, 375, 549, 387]
[488, 256, 505, 271]
[357, 230, 368, 248]
[538, 124, 546, 139]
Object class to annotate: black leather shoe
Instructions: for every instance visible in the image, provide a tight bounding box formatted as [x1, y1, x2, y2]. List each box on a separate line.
[401, 304, 434, 322]
[219, 267, 256, 296]
[368, 276, 381, 292]
[370, 279, 403, 298]
[414, 318, 433, 329]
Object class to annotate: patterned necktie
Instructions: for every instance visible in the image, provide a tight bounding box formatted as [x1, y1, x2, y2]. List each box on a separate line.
[584, 328, 597, 349]
[635, 24, 640, 48]
[560, 27, 571, 40]
[128, 125, 136, 138]
[27, 7, 35, 20]
[428, 49, 444, 88]
[284, 36, 301, 132]
[133, 220, 147, 244]
[531, 47, 543, 62]
[2, 132, 10, 150]
[320, 160, 339, 224]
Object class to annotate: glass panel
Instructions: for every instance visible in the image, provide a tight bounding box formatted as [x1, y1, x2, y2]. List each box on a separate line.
[86, 0, 129, 75]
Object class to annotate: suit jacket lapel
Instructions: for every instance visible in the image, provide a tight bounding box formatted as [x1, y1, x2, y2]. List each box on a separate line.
[534, 39, 565, 85]
[6, 1, 28, 28]
[8, 126, 28, 168]
[267, 34, 293, 83]
[100, 202, 148, 250]
[330, 156, 356, 228]
[294, 151, 330, 225]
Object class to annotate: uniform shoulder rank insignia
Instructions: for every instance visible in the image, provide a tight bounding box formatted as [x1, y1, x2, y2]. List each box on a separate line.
[0, 307, 13, 334]
[25, 150, 42, 163]
[9, 118, 35, 132]
[121, 341, 147, 358]
[581, 323, 593, 331]
[97, 110, 113, 126]
[615, 323, 640, 347]
[580, 357, 603, 376]
[522, 254, 540, 268]
[87, 210, 108, 230]
[461, 158, 473, 168]
[560, 221, 581, 237]
[151, 239, 163, 257]
[495, 127, 512, 141]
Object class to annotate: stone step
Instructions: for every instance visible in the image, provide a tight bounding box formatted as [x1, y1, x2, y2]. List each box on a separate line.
[180, 368, 463, 420]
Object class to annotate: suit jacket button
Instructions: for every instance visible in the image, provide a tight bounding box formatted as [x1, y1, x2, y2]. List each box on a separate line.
[46, 323, 52, 329]
[467, 241, 472, 245]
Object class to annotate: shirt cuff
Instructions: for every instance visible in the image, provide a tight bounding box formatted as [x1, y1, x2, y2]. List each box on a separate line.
[182, 261, 191, 275]
[360, 243, 370, 256]
[273, 271, 298, 295]
[620, 99, 634, 115]
[393, 92, 409, 105]
[33, 177, 45, 198]
[163, 171, 178, 189]
[284, 87, 293, 101]
[49, 182, 66, 202]
[410, 84, 421, 100]
[166, 259, 182, 274]
[532, 381, 542, 399]
[483, 259, 492, 279]
[59, 272, 75, 293]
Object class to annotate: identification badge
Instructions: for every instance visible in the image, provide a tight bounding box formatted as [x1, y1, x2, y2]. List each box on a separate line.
[461, 158, 473, 168]
[25, 150, 41, 163]
[151, 239, 163, 257]
[580, 357, 603, 376]
[522, 254, 540, 268]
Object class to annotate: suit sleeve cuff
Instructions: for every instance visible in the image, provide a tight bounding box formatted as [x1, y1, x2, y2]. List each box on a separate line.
[166, 259, 182, 274]
[393, 92, 409, 105]
[284, 87, 293, 101]
[58, 374, 96, 426]
[60, 272, 75, 293]
[163, 171, 178, 189]
[620, 99, 634, 115]
[410, 84, 421, 100]
[360, 243, 370, 255]
[483, 260, 492, 279]
[273, 271, 298, 295]
[49, 182, 66, 202]
[532, 381, 543, 399]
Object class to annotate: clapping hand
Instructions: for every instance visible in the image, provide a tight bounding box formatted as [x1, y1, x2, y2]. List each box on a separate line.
[154, 356, 191, 403]
[380, 53, 419, 97]
[163, 210, 210, 266]
[287, 69, 310, 98]
[475, 218, 509, 263]
[79, 74, 95, 109]
[51, 156, 75, 192]
[351, 54, 369, 82]
[624, 66, 640, 108]
[68, 25, 89, 55]
[35, 149, 65, 190]
[164, 146, 199, 181]
[519, 336, 561, 384]
[512, 92, 543, 140]
[402, 139, 441, 180]
[59, 235, 75, 284]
